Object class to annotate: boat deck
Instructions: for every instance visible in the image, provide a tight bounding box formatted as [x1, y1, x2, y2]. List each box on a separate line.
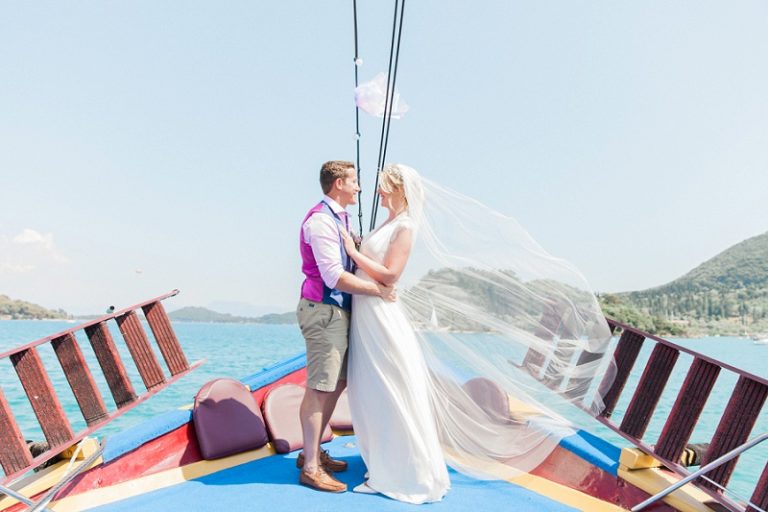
[82, 436, 583, 512]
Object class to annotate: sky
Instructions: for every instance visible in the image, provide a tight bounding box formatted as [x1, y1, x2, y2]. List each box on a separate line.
[1, 1, 766, 316]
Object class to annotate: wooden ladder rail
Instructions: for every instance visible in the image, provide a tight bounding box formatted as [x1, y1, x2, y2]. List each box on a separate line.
[0, 289, 202, 486]
[595, 319, 768, 512]
[518, 314, 767, 512]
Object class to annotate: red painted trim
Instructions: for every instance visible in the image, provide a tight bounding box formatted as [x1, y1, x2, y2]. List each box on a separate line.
[85, 322, 137, 408]
[116, 311, 166, 390]
[0, 386, 32, 476]
[11, 348, 74, 448]
[749, 461, 768, 512]
[602, 330, 646, 418]
[143, 301, 189, 375]
[42, 368, 306, 501]
[655, 358, 720, 463]
[606, 318, 768, 387]
[619, 343, 679, 438]
[531, 445, 677, 511]
[52, 333, 109, 426]
[702, 376, 768, 490]
[593, 415, 747, 512]
[0, 361, 203, 486]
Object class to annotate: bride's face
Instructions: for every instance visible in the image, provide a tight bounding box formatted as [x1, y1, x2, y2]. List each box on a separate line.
[378, 184, 405, 212]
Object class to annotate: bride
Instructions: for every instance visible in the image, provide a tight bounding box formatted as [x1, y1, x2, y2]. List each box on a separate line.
[343, 165, 450, 504]
[342, 164, 615, 504]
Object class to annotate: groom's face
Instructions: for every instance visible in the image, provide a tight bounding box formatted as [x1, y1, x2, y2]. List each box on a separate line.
[337, 169, 360, 207]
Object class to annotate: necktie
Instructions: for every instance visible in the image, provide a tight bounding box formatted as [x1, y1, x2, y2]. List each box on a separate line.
[340, 211, 349, 232]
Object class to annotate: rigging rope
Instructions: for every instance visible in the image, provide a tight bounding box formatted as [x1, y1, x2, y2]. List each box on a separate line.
[352, 0, 364, 235]
[368, 0, 406, 232]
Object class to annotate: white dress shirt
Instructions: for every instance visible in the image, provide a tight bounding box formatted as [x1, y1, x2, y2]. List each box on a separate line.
[302, 196, 349, 289]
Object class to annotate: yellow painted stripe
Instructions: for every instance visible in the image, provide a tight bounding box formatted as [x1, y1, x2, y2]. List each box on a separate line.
[48, 443, 276, 512]
[50, 452, 624, 512]
[0, 458, 100, 511]
[0, 438, 103, 511]
[43, 435, 632, 512]
[618, 465, 716, 512]
[619, 448, 662, 470]
[508, 473, 627, 512]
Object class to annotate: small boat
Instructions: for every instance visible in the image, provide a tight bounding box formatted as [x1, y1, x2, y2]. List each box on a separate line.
[0, 292, 766, 512]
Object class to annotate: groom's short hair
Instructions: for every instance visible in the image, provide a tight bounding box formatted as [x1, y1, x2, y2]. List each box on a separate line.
[320, 161, 355, 194]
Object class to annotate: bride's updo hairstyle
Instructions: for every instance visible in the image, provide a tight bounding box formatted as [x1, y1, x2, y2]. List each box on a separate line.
[380, 165, 426, 218]
[379, 165, 407, 205]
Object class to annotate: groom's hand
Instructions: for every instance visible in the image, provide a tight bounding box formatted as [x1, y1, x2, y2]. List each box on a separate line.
[377, 283, 397, 302]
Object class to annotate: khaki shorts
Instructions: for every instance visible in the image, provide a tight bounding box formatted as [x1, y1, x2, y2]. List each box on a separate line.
[296, 298, 350, 392]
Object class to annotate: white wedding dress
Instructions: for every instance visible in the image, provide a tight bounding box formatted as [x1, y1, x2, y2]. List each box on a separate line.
[347, 213, 451, 504]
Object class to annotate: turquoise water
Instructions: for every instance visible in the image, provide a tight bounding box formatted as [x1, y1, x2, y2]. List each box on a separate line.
[0, 320, 765, 502]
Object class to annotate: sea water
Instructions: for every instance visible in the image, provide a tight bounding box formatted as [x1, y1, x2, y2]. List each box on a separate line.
[0, 320, 765, 502]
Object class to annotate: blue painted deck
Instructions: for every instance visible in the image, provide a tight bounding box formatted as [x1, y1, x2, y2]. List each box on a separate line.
[85, 436, 580, 512]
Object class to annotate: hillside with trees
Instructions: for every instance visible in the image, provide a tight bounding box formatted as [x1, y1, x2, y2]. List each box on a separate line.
[0, 295, 68, 320]
[600, 231, 768, 336]
[404, 231, 768, 337]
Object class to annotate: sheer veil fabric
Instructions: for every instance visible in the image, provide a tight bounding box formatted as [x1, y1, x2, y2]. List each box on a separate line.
[381, 164, 617, 480]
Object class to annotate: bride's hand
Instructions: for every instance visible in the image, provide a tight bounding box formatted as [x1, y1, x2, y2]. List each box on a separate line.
[340, 229, 357, 256]
[377, 283, 397, 302]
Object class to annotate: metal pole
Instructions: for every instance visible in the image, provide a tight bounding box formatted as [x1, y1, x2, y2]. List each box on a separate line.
[631, 431, 768, 511]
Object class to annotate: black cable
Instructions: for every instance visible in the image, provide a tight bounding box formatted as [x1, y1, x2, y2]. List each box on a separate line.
[352, 0, 363, 235]
[379, 0, 406, 182]
[369, 0, 404, 232]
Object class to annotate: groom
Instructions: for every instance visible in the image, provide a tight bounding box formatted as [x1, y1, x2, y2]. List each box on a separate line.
[297, 160, 395, 492]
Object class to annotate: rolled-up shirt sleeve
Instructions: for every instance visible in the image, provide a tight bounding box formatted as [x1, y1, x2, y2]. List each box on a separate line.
[303, 214, 345, 289]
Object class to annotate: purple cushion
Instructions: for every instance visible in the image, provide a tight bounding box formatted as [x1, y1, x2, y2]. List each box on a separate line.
[193, 378, 269, 460]
[262, 383, 332, 453]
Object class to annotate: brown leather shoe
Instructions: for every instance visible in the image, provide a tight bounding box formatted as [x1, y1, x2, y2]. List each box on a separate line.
[299, 467, 347, 493]
[296, 449, 348, 472]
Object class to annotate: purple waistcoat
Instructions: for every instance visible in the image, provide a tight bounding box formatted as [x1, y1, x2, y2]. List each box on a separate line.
[299, 201, 353, 311]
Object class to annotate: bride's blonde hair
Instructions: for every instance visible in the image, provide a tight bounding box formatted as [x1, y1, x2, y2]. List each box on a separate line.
[379, 165, 408, 206]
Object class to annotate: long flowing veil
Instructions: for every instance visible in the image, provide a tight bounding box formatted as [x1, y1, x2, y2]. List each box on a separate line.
[389, 164, 617, 479]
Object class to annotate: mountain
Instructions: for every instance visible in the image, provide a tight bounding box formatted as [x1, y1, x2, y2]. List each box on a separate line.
[647, 231, 768, 293]
[254, 312, 298, 324]
[601, 231, 768, 336]
[205, 300, 282, 317]
[0, 295, 69, 320]
[168, 306, 296, 324]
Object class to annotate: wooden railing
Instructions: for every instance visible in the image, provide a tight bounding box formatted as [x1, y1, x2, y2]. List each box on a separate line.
[597, 319, 767, 512]
[0, 290, 202, 485]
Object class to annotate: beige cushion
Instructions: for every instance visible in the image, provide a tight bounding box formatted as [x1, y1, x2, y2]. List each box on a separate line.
[462, 377, 513, 423]
[262, 383, 332, 453]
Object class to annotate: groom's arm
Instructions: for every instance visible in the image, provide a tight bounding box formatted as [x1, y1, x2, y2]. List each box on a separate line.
[335, 272, 396, 301]
[305, 215, 396, 301]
